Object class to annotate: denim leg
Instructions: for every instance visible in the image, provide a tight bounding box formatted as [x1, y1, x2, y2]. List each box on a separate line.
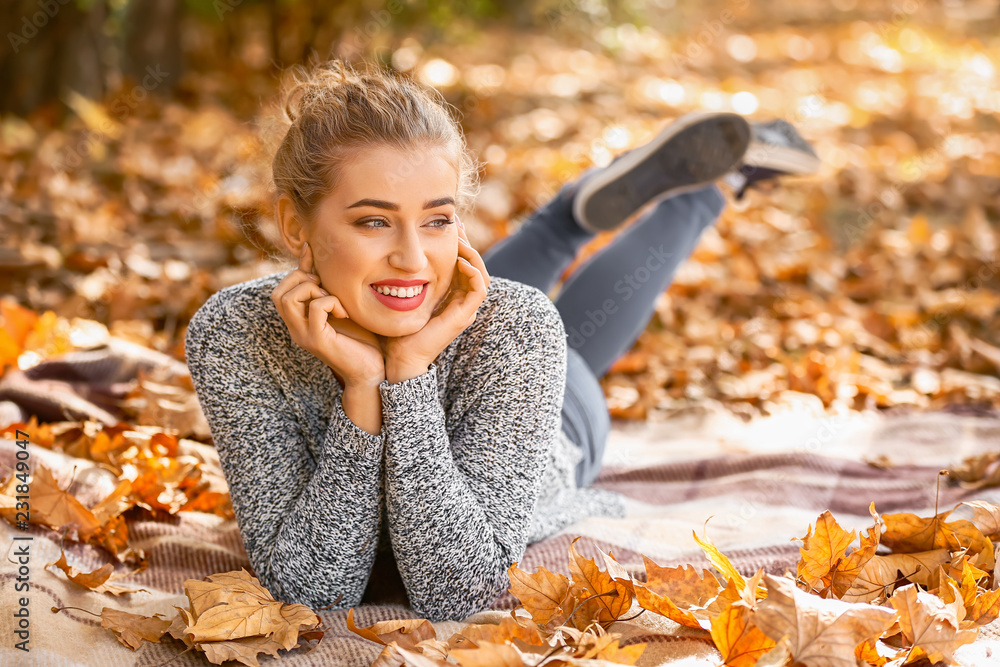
[481, 173, 597, 295]
[562, 345, 611, 488]
[556, 184, 726, 380]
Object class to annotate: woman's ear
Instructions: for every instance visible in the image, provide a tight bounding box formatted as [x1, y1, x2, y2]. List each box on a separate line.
[276, 194, 308, 256]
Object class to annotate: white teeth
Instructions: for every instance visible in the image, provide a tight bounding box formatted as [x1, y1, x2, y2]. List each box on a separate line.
[374, 284, 424, 298]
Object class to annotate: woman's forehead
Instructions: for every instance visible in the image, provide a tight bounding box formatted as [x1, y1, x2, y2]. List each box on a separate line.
[329, 145, 459, 203]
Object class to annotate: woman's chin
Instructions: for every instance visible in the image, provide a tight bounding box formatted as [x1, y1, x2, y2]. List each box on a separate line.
[367, 314, 429, 339]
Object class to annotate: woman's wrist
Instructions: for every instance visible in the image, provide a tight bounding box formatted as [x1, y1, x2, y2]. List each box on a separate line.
[384, 358, 430, 385]
[341, 383, 383, 436]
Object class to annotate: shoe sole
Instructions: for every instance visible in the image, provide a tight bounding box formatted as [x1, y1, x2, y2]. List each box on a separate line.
[572, 111, 751, 233]
[742, 141, 821, 175]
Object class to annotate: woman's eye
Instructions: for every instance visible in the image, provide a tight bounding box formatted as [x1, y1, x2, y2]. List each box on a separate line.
[359, 217, 454, 228]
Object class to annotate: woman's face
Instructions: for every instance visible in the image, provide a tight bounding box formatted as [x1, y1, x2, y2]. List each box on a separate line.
[303, 144, 461, 338]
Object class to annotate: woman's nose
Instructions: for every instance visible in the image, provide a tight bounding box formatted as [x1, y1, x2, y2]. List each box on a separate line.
[388, 228, 429, 271]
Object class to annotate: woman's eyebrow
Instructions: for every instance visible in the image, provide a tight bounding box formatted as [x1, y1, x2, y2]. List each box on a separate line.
[346, 197, 455, 210]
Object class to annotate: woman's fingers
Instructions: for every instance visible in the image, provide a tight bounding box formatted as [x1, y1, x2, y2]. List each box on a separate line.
[272, 268, 320, 308]
[455, 234, 491, 290]
[308, 295, 343, 344]
[279, 281, 328, 341]
[299, 241, 315, 275]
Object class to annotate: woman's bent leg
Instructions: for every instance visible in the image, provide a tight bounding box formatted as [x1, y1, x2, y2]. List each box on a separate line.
[555, 184, 726, 380]
[481, 176, 597, 296]
[562, 345, 611, 488]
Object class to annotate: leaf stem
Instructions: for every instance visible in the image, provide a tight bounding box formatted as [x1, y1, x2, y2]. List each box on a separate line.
[51, 605, 100, 616]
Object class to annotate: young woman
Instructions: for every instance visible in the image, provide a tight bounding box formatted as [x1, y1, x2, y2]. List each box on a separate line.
[184, 59, 816, 622]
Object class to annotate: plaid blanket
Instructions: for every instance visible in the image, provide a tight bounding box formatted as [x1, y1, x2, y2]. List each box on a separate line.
[3, 405, 1000, 666]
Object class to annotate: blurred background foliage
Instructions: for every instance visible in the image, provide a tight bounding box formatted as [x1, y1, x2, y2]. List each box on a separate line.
[3, 0, 1000, 423]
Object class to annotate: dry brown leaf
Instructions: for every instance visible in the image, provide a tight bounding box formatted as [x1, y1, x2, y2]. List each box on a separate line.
[960, 500, 1000, 539]
[46, 548, 148, 596]
[890, 582, 977, 665]
[2, 464, 101, 538]
[346, 607, 437, 650]
[754, 574, 897, 667]
[882, 506, 993, 558]
[633, 557, 723, 630]
[449, 640, 525, 666]
[854, 637, 904, 666]
[599, 549, 638, 596]
[197, 635, 287, 667]
[567, 536, 634, 625]
[181, 569, 321, 653]
[99, 607, 173, 650]
[507, 562, 572, 626]
[449, 614, 544, 650]
[840, 549, 951, 603]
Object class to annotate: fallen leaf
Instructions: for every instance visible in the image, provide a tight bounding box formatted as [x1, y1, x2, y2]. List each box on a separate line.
[840, 549, 951, 603]
[633, 557, 723, 630]
[710, 592, 776, 666]
[882, 507, 992, 557]
[830, 503, 883, 598]
[754, 574, 897, 667]
[346, 608, 437, 650]
[99, 607, 173, 650]
[507, 562, 572, 626]
[890, 582, 977, 665]
[46, 548, 148, 596]
[796, 510, 857, 593]
[568, 537, 634, 625]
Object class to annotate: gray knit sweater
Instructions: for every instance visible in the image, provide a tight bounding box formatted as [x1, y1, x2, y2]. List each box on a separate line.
[184, 270, 627, 622]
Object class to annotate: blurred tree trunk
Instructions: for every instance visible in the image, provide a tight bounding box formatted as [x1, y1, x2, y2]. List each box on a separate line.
[122, 0, 183, 95]
[0, 0, 111, 119]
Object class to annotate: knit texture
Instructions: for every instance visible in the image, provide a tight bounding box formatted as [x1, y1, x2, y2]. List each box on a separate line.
[184, 271, 627, 622]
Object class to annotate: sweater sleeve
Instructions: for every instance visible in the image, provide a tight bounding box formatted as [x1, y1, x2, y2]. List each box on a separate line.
[378, 291, 568, 621]
[184, 294, 386, 610]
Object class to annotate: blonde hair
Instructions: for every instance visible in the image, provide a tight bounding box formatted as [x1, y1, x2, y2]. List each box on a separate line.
[258, 58, 480, 233]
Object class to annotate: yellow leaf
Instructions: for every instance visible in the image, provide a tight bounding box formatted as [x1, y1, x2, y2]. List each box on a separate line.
[796, 510, 857, 593]
[692, 529, 765, 598]
[568, 536, 634, 624]
[710, 599, 776, 666]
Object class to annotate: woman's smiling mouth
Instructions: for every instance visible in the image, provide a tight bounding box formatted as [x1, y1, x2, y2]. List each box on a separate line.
[370, 282, 429, 311]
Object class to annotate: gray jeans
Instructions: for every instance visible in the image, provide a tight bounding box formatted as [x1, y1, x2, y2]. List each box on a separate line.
[482, 176, 725, 487]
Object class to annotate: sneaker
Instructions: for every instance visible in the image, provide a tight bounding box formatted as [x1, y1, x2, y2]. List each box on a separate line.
[571, 111, 751, 233]
[724, 119, 820, 199]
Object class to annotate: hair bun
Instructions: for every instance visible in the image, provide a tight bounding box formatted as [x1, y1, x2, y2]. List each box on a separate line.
[282, 60, 360, 124]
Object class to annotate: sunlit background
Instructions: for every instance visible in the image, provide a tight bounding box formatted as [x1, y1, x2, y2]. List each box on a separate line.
[2, 0, 999, 428]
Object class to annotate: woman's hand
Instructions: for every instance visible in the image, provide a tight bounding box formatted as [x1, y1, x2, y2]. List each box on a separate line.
[383, 217, 491, 382]
[271, 242, 386, 388]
